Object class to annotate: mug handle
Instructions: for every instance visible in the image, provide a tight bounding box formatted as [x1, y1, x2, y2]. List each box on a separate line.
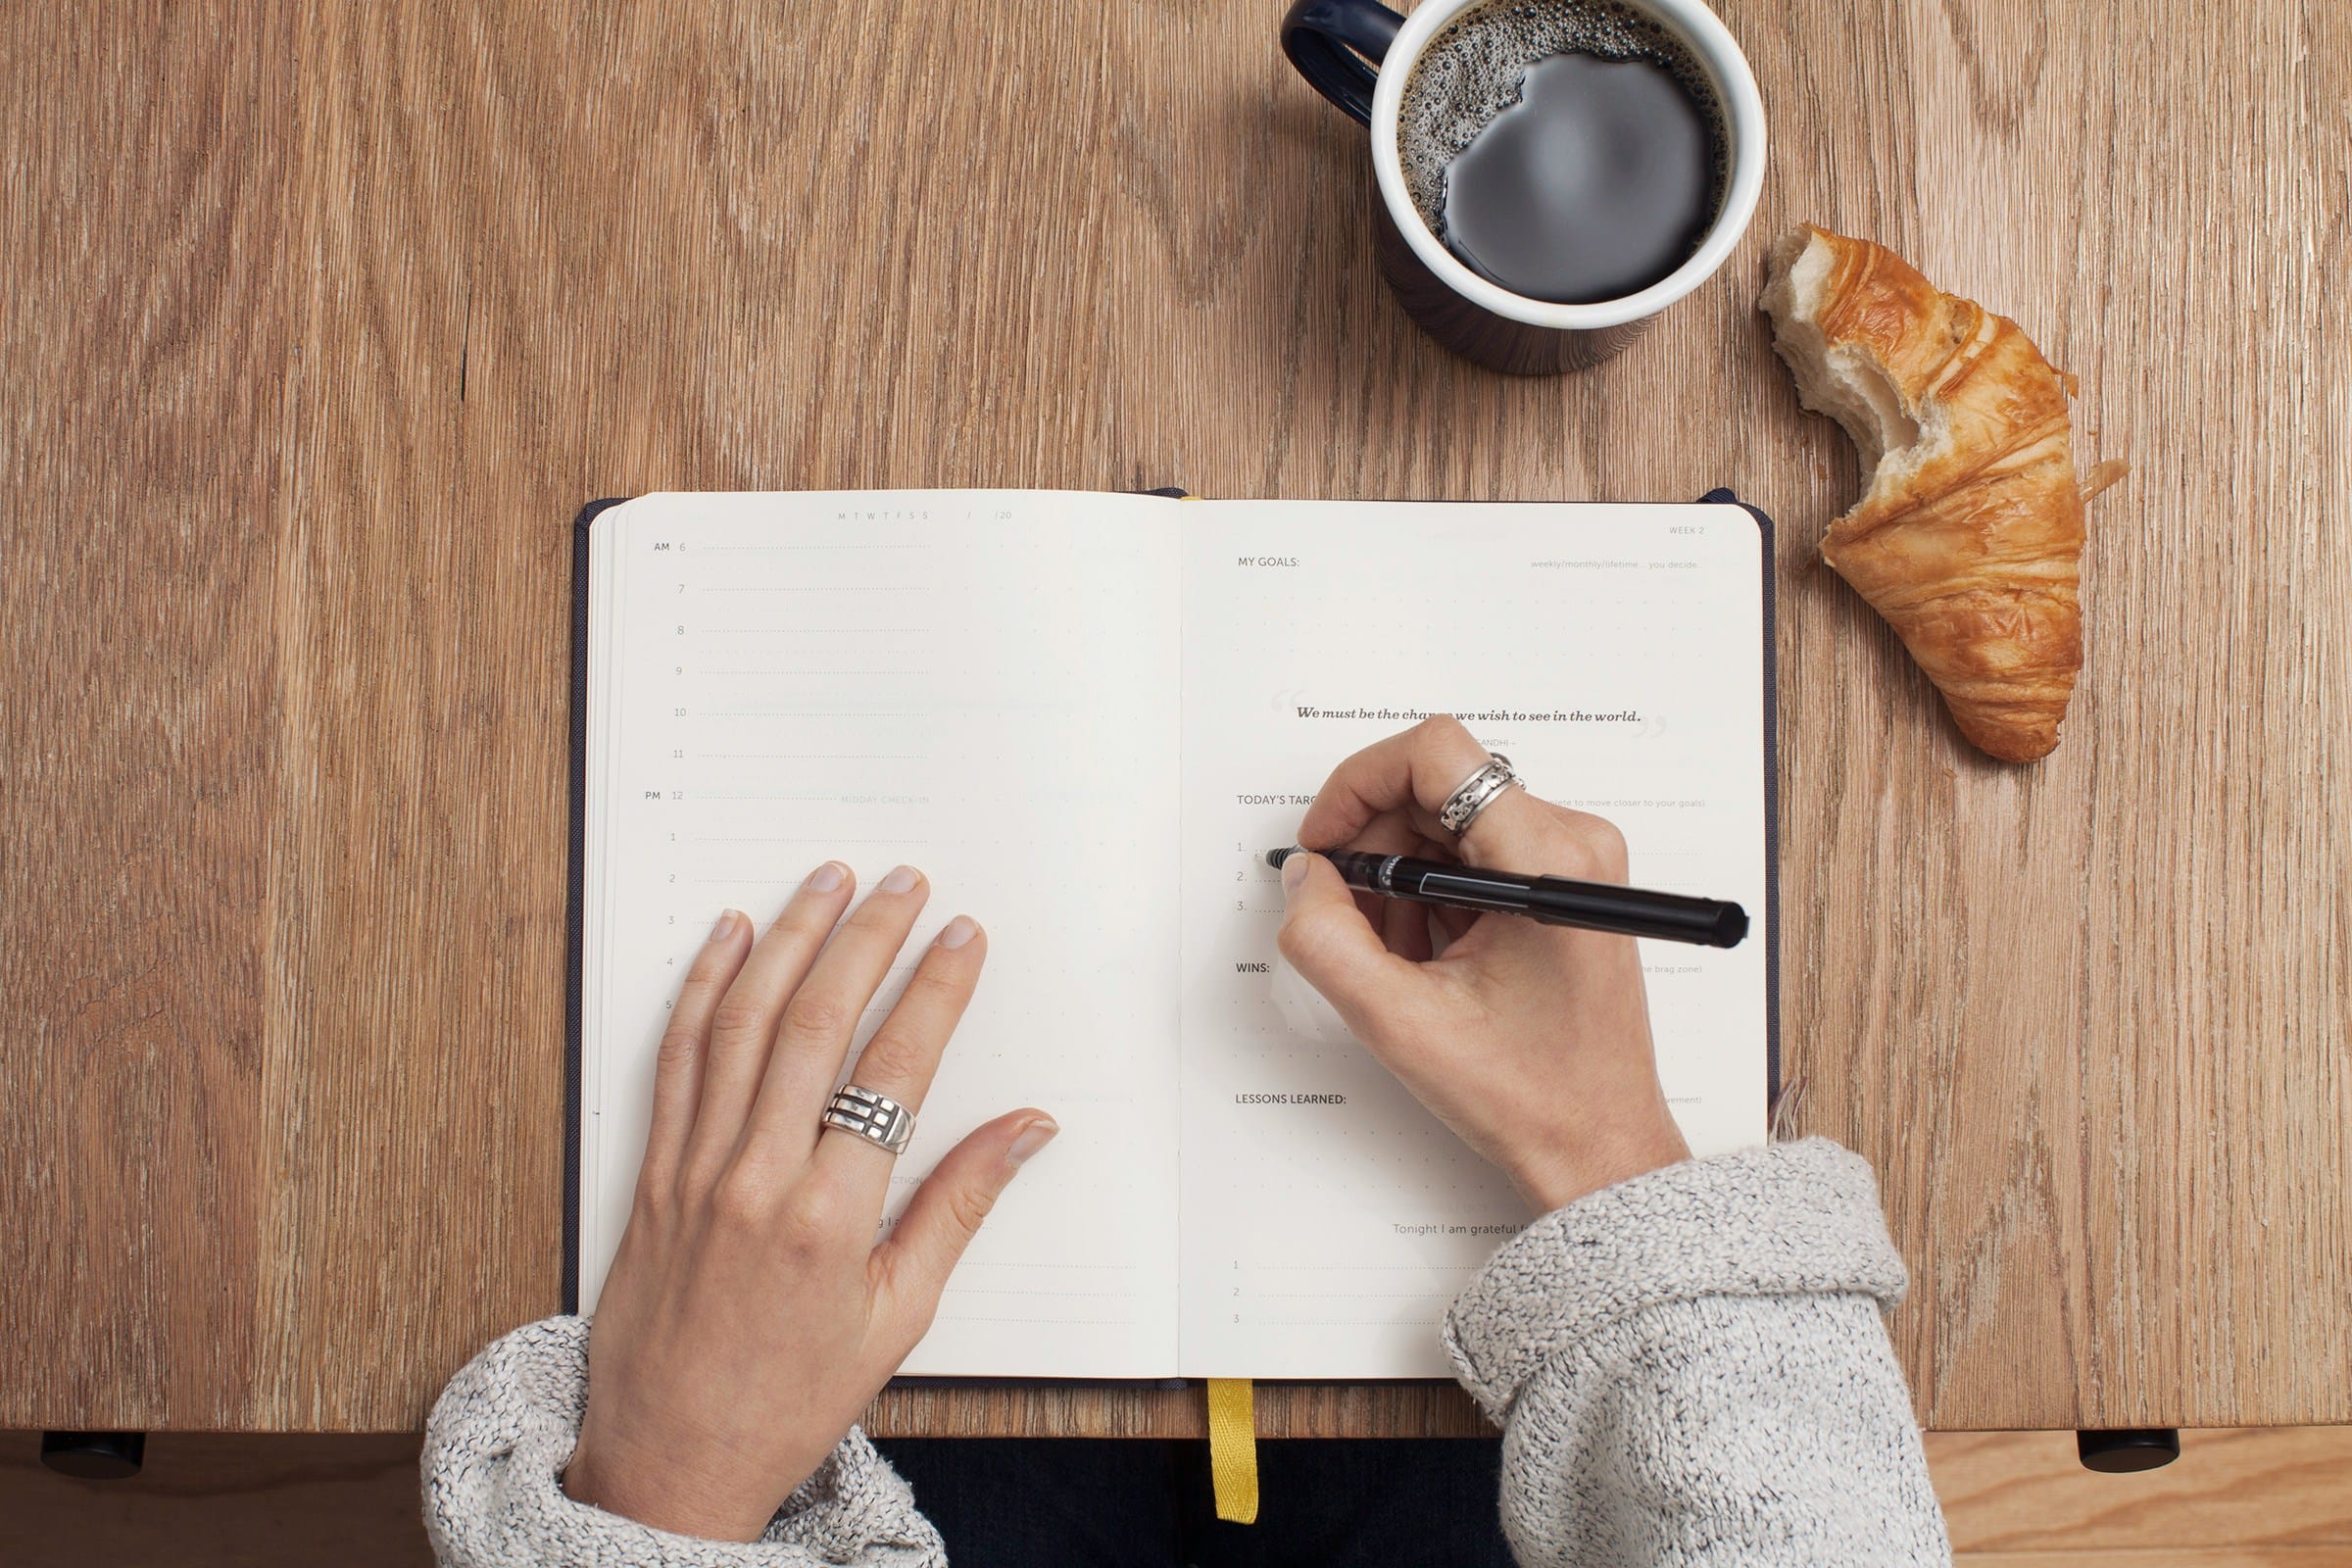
[1280, 0, 1406, 127]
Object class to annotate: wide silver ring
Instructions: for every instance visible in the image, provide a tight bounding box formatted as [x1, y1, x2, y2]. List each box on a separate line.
[820, 1085, 916, 1156]
[1438, 752, 1521, 836]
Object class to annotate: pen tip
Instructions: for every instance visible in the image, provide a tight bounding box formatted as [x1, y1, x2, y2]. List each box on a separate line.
[1264, 846, 1298, 869]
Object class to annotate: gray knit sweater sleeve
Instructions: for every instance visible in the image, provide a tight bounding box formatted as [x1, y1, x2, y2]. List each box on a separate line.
[423, 1139, 1944, 1566]
[420, 1316, 944, 1566]
[1445, 1137, 1952, 1567]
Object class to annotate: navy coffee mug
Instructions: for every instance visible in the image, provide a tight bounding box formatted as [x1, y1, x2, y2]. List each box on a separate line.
[1280, 0, 1766, 374]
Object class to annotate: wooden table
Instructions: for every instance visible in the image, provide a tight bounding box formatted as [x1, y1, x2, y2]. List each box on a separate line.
[3, 0, 2345, 1439]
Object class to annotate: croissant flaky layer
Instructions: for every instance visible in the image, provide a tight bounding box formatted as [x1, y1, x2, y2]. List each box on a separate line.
[1762, 224, 2085, 763]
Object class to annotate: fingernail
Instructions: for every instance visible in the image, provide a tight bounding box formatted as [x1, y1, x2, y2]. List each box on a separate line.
[936, 914, 979, 949]
[805, 861, 847, 893]
[710, 908, 740, 941]
[1005, 1116, 1059, 1167]
[1281, 852, 1310, 896]
[879, 864, 921, 894]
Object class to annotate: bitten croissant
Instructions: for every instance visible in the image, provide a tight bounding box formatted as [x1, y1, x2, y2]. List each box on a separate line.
[1761, 223, 2086, 762]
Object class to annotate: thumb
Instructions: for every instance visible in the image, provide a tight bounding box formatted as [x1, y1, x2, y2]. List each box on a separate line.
[1276, 852, 1417, 1029]
[875, 1109, 1057, 1336]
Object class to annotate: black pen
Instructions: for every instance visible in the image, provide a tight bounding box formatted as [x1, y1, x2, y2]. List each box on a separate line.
[1264, 847, 1748, 949]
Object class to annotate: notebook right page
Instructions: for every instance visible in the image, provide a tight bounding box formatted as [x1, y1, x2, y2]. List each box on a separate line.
[1175, 500, 1770, 1378]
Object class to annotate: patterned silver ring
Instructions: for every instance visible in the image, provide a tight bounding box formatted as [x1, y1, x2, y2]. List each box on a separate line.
[820, 1085, 916, 1156]
[1438, 752, 1522, 837]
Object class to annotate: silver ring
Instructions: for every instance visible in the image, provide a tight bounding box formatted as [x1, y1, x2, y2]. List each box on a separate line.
[820, 1085, 916, 1156]
[1438, 752, 1521, 837]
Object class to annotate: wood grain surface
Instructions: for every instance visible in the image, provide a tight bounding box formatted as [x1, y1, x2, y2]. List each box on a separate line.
[1, 0, 2345, 1434]
[1929, 1428, 2352, 1559]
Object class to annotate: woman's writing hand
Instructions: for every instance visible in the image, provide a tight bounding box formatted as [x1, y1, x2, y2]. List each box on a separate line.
[1281, 717, 1689, 1212]
[563, 863, 1056, 1542]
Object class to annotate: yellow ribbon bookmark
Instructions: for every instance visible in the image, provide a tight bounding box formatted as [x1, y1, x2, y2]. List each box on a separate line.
[1206, 1377, 1260, 1524]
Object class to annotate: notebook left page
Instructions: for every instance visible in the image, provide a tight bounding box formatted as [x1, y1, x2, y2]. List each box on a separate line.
[580, 491, 1185, 1377]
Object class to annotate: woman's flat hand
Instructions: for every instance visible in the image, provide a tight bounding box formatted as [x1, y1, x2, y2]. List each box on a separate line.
[562, 863, 1056, 1543]
[1281, 717, 1689, 1213]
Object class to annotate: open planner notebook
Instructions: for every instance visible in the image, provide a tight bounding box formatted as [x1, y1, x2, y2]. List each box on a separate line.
[569, 489, 1776, 1380]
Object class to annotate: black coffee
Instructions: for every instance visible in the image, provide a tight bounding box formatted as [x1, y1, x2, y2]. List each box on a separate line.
[1397, 0, 1727, 306]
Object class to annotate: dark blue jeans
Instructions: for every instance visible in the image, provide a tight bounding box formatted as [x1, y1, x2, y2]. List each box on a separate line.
[873, 1439, 1516, 1567]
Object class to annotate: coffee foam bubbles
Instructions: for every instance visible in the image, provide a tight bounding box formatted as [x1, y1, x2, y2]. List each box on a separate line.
[1397, 0, 1728, 252]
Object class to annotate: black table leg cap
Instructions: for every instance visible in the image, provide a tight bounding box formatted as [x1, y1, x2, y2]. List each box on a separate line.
[38, 1431, 146, 1480]
[2076, 1428, 2180, 1472]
